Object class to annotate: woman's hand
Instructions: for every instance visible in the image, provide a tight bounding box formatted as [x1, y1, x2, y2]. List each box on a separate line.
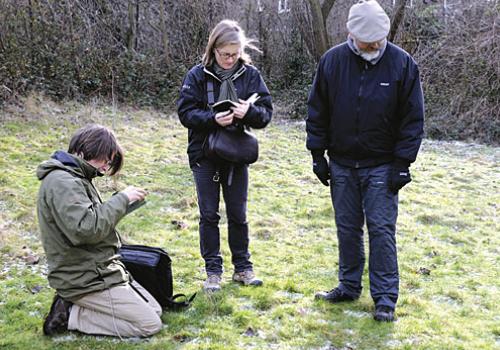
[122, 186, 148, 203]
[232, 99, 250, 119]
[214, 111, 234, 126]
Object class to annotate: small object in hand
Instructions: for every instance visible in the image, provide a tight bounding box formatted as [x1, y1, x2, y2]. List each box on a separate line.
[212, 100, 238, 113]
[126, 200, 146, 214]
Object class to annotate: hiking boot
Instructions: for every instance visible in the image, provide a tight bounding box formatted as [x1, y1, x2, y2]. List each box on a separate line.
[314, 287, 357, 303]
[43, 294, 72, 336]
[232, 270, 263, 286]
[203, 274, 222, 292]
[374, 305, 395, 322]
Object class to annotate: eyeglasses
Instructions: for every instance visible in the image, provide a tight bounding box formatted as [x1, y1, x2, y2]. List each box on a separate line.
[215, 48, 240, 60]
[102, 157, 114, 167]
[357, 39, 385, 51]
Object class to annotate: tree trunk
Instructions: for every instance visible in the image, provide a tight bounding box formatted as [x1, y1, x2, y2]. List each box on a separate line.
[126, 1, 135, 52]
[134, 0, 139, 50]
[258, 2, 270, 77]
[307, 0, 327, 61]
[27, 0, 36, 65]
[389, 0, 408, 42]
[321, 0, 336, 22]
[159, 0, 170, 63]
[66, 0, 81, 97]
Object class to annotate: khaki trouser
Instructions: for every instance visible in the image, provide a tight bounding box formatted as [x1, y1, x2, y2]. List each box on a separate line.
[67, 281, 162, 338]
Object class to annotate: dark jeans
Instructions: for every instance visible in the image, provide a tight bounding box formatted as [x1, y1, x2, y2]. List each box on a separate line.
[191, 159, 252, 275]
[330, 161, 399, 309]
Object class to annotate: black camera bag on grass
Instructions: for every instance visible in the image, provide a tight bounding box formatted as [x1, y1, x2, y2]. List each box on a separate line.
[119, 244, 195, 311]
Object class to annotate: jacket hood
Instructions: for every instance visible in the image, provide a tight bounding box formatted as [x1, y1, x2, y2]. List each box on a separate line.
[36, 151, 102, 180]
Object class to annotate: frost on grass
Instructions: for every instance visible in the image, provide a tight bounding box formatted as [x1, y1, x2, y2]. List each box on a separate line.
[1, 103, 499, 350]
[275, 290, 304, 300]
[343, 310, 370, 318]
[386, 337, 424, 348]
[52, 334, 78, 342]
[431, 295, 461, 307]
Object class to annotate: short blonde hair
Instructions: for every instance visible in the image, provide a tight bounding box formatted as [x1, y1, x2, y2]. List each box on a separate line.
[202, 19, 260, 67]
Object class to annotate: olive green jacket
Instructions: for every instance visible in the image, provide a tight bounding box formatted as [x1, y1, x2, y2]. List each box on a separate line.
[36, 151, 130, 301]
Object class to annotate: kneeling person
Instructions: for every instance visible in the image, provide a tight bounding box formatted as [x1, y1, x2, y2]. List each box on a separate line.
[37, 124, 162, 337]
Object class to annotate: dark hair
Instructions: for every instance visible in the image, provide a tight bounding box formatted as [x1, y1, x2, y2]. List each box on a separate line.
[68, 124, 123, 175]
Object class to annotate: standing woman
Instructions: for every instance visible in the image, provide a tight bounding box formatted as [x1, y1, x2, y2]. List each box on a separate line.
[177, 19, 272, 292]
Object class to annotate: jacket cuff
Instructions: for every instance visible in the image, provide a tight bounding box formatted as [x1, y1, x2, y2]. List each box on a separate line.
[243, 103, 259, 125]
[311, 149, 325, 158]
[393, 157, 410, 168]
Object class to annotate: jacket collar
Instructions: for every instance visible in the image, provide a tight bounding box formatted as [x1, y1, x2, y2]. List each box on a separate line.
[52, 151, 102, 180]
[346, 36, 387, 66]
[203, 64, 247, 82]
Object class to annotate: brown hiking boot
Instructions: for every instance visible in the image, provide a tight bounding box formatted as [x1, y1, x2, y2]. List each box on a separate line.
[203, 274, 222, 292]
[43, 294, 72, 336]
[232, 270, 263, 286]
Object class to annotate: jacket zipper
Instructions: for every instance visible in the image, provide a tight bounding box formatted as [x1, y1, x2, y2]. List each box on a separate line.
[355, 62, 368, 169]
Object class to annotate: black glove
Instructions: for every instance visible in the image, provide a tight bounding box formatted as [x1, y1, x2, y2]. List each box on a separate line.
[311, 151, 330, 186]
[389, 159, 412, 193]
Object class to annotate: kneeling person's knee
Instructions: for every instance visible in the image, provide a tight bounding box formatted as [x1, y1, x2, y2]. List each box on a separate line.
[138, 312, 162, 337]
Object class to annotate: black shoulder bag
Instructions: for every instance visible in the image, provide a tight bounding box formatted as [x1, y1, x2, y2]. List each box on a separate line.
[204, 78, 259, 165]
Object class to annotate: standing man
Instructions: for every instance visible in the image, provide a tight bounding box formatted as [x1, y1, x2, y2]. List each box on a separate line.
[306, 0, 424, 322]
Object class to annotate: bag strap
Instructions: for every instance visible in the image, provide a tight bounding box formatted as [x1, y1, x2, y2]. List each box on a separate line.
[206, 75, 238, 186]
[165, 292, 197, 311]
[206, 76, 224, 183]
[129, 281, 149, 303]
[207, 77, 215, 106]
[131, 280, 196, 311]
[227, 164, 234, 186]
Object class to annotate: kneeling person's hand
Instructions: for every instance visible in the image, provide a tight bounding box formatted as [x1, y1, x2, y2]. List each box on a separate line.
[122, 186, 148, 203]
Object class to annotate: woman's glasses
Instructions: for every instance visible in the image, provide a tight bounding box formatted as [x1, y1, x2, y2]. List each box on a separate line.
[215, 48, 240, 60]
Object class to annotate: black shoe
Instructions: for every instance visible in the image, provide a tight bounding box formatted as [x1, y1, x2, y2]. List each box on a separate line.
[314, 287, 356, 303]
[43, 294, 72, 336]
[374, 305, 395, 322]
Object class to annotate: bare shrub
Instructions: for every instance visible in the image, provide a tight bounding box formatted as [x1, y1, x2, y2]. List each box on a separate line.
[0, 0, 498, 144]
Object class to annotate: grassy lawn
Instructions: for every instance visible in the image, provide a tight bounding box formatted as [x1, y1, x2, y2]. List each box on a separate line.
[0, 95, 499, 349]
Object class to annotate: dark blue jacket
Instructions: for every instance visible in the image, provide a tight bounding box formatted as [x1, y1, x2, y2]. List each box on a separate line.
[306, 42, 424, 168]
[177, 63, 273, 166]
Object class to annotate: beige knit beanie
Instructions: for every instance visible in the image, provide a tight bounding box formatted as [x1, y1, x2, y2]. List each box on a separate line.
[347, 0, 390, 42]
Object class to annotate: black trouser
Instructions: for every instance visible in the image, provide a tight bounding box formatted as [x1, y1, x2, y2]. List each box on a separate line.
[191, 159, 252, 275]
[331, 162, 399, 309]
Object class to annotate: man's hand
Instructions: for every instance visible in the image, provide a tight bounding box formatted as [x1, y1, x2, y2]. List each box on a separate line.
[312, 151, 330, 186]
[122, 186, 148, 203]
[389, 160, 412, 193]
